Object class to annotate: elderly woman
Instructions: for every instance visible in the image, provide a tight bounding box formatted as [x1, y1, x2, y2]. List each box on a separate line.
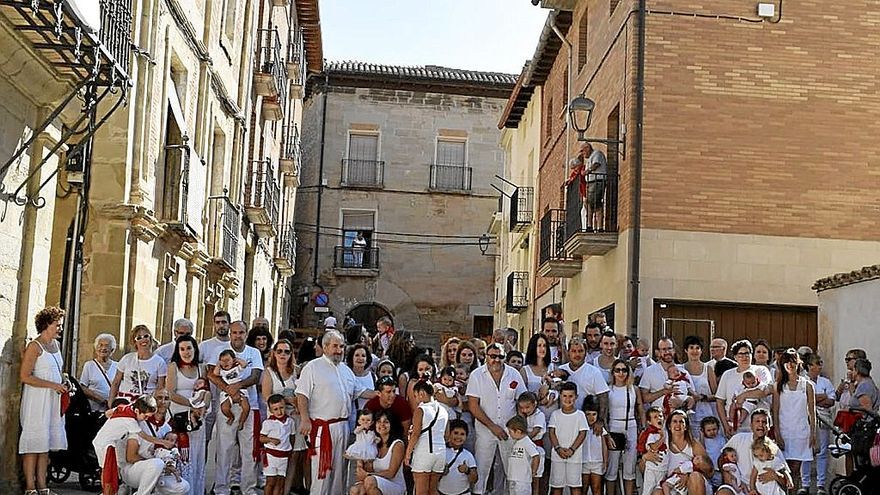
[849, 358, 880, 411]
[772, 349, 816, 494]
[19, 306, 69, 495]
[165, 335, 208, 495]
[349, 410, 406, 495]
[109, 324, 167, 404]
[80, 333, 119, 412]
[715, 339, 774, 437]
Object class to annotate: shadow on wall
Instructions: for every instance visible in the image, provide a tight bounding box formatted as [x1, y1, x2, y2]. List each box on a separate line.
[0, 335, 24, 491]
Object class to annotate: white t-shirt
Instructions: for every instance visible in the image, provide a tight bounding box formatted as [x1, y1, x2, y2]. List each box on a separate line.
[93, 416, 142, 468]
[296, 357, 368, 420]
[199, 337, 231, 366]
[415, 401, 448, 455]
[639, 362, 692, 409]
[549, 409, 588, 463]
[754, 456, 789, 495]
[115, 353, 167, 397]
[206, 344, 264, 408]
[323, 316, 337, 329]
[723, 432, 786, 486]
[260, 415, 293, 452]
[583, 426, 607, 463]
[813, 375, 836, 423]
[79, 359, 118, 411]
[437, 447, 477, 494]
[562, 362, 611, 410]
[526, 409, 547, 440]
[716, 365, 774, 420]
[155, 342, 176, 364]
[465, 364, 527, 437]
[508, 436, 540, 482]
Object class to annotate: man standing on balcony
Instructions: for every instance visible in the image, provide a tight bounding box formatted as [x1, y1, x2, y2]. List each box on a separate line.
[585, 143, 608, 231]
[352, 231, 367, 267]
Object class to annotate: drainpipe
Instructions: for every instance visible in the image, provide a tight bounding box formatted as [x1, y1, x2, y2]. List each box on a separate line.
[311, 72, 329, 284]
[628, 0, 646, 338]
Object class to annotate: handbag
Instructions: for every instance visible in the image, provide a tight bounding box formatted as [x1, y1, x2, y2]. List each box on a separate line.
[606, 386, 631, 451]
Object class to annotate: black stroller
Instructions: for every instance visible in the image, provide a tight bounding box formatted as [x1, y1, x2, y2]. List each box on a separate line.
[823, 407, 880, 495]
[48, 376, 106, 492]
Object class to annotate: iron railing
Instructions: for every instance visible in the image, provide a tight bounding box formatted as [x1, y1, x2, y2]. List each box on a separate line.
[256, 27, 287, 104]
[275, 223, 296, 265]
[565, 172, 619, 241]
[506, 272, 529, 313]
[220, 197, 240, 268]
[334, 246, 379, 270]
[539, 209, 570, 265]
[248, 159, 280, 226]
[281, 124, 300, 171]
[429, 164, 472, 192]
[510, 186, 534, 232]
[342, 159, 384, 187]
[99, 0, 132, 78]
[287, 25, 305, 87]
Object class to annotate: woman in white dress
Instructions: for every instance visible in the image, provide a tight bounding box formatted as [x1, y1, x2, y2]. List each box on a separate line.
[771, 349, 816, 495]
[109, 324, 167, 405]
[350, 410, 406, 495]
[682, 335, 718, 439]
[79, 333, 118, 412]
[261, 338, 308, 495]
[19, 306, 69, 495]
[165, 335, 207, 495]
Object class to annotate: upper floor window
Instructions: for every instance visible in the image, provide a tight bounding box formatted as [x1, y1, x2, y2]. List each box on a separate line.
[342, 132, 383, 187]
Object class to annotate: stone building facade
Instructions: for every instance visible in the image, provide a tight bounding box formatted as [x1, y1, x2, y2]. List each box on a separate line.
[293, 62, 516, 346]
[494, 2, 880, 350]
[0, 0, 321, 486]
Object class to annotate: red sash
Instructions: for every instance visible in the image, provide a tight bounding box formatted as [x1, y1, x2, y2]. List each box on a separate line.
[308, 417, 347, 479]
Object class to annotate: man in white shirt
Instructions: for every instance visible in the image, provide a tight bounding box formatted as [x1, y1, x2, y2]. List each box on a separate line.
[323, 312, 337, 329]
[584, 322, 602, 362]
[199, 310, 231, 443]
[466, 343, 528, 494]
[207, 321, 264, 495]
[559, 337, 610, 431]
[639, 336, 696, 410]
[155, 318, 194, 364]
[296, 330, 377, 495]
[542, 317, 566, 367]
[717, 409, 787, 495]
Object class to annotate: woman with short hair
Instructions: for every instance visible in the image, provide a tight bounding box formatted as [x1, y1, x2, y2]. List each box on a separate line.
[682, 335, 718, 439]
[109, 325, 167, 405]
[80, 333, 119, 412]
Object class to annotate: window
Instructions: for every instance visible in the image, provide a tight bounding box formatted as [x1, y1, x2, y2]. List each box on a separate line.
[340, 210, 376, 268]
[578, 9, 588, 71]
[435, 139, 466, 166]
[344, 133, 382, 186]
[348, 133, 379, 161]
[544, 97, 554, 141]
[223, 0, 237, 40]
[432, 138, 470, 190]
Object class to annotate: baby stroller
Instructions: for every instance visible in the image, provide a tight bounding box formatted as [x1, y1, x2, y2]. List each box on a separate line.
[48, 376, 107, 492]
[823, 407, 880, 495]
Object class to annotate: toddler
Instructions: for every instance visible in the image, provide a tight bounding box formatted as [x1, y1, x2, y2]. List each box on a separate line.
[437, 419, 477, 495]
[637, 406, 668, 495]
[215, 350, 250, 429]
[434, 366, 460, 418]
[750, 437, 792, 495]
[581, 396, 608, 495]
[259, 394, 294, 495]
[729, 371, 761, 432]
[663, 366, 694, 416]
[700, 416, 726, 488]
[517, 391, 546, 495]
[631, 338, 654, 380]
[717, 447, 747, 495]
[344, 409, 378, 461]
[549, 382, 588, 495]
[507, 415, 541, 495]
[661, 454, 713, 495]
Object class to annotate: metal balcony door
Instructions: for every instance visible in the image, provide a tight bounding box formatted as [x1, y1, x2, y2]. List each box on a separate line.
[434, 139, 467, 189]
[348, 134, 379, 183]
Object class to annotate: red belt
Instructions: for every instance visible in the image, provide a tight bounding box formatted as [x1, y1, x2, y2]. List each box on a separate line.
[264, 448, 292, 458]
[101, 446, 119, 495]
[535, 439, 544, 447]
[308, 417, 347, 479]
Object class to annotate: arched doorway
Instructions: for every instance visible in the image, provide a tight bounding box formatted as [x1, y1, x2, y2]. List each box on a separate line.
[346, 303, 394, 335]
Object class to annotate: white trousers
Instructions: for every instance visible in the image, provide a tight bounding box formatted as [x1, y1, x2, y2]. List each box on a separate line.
[309, 420, 350, 495]
[121, 458, 163, 494]
[473, 430, 512, 495]
[155, 474, 190, 495]
[214, 404, 257, 495]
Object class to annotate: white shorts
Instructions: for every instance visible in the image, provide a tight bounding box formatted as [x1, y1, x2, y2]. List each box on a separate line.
[582, 460, 605, 475]
[536, 451, 545, 477]
[263, 453, 289, 477]
[508, 480, 532, 495]
[550, 461, 582, 488]
[411, 451, 446, 473]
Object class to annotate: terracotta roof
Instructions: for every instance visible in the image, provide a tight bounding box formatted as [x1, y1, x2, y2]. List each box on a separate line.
[812, 264, 880, 292]
[294, 0, 323, 74]
[324, 61, 518, 86]
[498, 63, 536, 129]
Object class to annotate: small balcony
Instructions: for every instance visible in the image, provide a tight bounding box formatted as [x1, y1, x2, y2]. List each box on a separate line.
[506, 271, 529, 314]
[274, 224, 296, 276]
[244, 159, 280, 238]
[209, 197, 240, 273]
[429, 164, 472, 192]
[160, 142, 206, 242]
[254, 28, 287, 120]
[287, 26, 305, 98]
[564, 172, 619, 257]
[538, 209, 582, 278]
[334, 246, 379, 277]
[280, 124, 301, 182]
[342, 159, 384, 188]
[510, 186, 534, 232]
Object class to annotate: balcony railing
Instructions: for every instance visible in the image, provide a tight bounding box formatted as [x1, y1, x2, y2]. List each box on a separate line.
[342, 159, 384, 188]
[538, 209, 582, 278]
[244, 159, 280, 237]
[334, 246, 379, 275]
[564, 172, 619, 256]
[509, 186, 534, 232]
[429, 164, 472, 192]
[287, 26, 305, 94]
[506, 272, 529, 314]
[218, 197, 240, 269]
[255, 28, 287, 120]
[280, 124, 300, 176]
[274, 224, 296, 275]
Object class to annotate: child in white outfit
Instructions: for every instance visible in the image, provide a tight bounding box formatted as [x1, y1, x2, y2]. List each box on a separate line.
[718, 447, 748, 495]
[549, 382, 588, 494]
[750, 437, 793, 495]
[259, 395, 294, 495]
[581, 397, 609, 495]
[661, 454, 713, 495]
[517, 391, 546, 495]
[638, 407, 669, 495]
[344, 409, 378, 461]
[506, 415, 540, 495]
[434, 366, 460, 419]
[215, 350, 250, 428]
[664, 366, 694, 416]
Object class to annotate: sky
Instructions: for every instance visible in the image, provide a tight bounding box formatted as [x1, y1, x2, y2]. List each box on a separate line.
[320, 0, 549, 75]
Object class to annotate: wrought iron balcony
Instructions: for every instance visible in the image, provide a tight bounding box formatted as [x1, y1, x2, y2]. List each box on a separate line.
[506, 271, 529, 314]
[538, 209, 582, 278]
[0, 0, 132, 87]
[342, 159, 384, 188]
[210, 197, 240, 271]
[286, 26, 305, 98]
[333, 246, 379, 276]
[244, 159, 280, 238]
[429, 164, 472, 192]
[564, 172, 619, 256]
[509, 186, 534, 232]
[254, 27, 287, 120]
[280, 124, 300, 181]
[160, 141, 206, 242]
[274, 224, 296, 276]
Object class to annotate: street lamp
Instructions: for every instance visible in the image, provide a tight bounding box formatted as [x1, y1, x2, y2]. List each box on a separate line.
[568, 94, 626, 153]
[479, 233, 490, 255]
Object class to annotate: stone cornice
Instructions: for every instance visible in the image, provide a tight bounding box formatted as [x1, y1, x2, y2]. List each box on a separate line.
[94, 203, 165, 242]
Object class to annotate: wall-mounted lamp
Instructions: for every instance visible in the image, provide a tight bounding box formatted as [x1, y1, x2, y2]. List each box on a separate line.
[568, 94, 626, 154]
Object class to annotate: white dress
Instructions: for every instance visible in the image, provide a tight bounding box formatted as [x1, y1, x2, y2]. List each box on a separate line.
[370, 439, 406, 495]
[689, 363, 716, 435]
[170, 366, 206, 495]
[19, 340, 68, 453]
[345, 428, 378, 460]
[778, 377, 813, 461]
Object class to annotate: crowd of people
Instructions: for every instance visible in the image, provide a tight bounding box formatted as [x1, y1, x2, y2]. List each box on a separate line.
[16, 306, 880, 495]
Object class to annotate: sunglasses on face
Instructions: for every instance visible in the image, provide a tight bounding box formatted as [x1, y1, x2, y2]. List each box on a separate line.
[487, 354, 505, 360]
[134, 334, 151, 341]
[613, 368, 629, 373]
[275, 349, 291, 355]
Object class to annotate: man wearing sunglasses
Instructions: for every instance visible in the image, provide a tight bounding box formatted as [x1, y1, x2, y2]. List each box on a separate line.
[467, 343, 527, 494]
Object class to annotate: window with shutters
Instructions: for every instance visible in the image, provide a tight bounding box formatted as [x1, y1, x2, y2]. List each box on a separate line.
[431, 138, 471, 191]
[343, 132, 383, 187]
[337, 210, 378, 269]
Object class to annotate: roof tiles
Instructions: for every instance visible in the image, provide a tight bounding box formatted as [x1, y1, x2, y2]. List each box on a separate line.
[325, 60, 518, 86]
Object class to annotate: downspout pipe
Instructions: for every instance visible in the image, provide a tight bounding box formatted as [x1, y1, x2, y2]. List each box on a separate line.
[311, 72, 329, 284]
[549, 12, 573, 306]
[628, 0, 646, 338]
